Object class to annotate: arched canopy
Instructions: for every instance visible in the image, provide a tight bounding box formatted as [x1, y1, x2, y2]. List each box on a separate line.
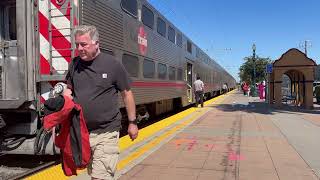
[268, 48, 316, 109]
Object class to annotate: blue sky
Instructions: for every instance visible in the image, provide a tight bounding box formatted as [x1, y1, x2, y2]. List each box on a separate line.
[148, 0, 320, 82]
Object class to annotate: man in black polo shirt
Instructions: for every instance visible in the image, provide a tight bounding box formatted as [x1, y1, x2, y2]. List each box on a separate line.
[66, 25, 138, 180]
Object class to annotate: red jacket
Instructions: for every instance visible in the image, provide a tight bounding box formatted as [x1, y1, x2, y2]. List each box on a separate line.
[43, 95, 91, 176]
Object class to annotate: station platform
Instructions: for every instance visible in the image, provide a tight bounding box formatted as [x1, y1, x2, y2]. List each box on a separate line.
[28, 90, 320, 180]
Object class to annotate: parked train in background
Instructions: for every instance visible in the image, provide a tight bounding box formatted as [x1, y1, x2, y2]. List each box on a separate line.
[0, 0, 236, 155]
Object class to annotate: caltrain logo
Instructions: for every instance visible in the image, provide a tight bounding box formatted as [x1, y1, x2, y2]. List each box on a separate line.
[56, 0, 66, 6]
[138, 26, 148, 56]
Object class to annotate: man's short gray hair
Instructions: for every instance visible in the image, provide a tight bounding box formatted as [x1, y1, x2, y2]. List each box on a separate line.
[73, 25, 99, 41]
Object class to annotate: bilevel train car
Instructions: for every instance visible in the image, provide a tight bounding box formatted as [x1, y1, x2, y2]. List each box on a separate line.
[0, 0, 236, 155]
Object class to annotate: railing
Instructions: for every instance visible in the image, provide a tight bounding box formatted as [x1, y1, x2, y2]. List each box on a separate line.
[282, 95, 296, 105]
[187, 84, 192, 103]
[47, 2, 75, 75]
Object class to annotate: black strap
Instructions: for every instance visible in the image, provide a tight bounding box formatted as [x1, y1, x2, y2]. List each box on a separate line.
[67, 57, 80, 96]
[71, 57, 80, 85]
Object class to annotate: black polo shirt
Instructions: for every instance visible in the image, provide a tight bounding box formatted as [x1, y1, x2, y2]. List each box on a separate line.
[66, 53, 131, 131]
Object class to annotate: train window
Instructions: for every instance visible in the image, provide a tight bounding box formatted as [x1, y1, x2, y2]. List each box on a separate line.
[176, 33, 182, 47]
[142, 5, 154, 29]
[157, 17, 166, 37]
[120, 0, 138, 17]
[122, 54, 139, 77]
[187, 40, 192, 53]
[9, 7, 17, 40]
[169, 66, 176, 80]
[158, 63, 167, 79]
[177, 68, 183, 81]
[168, 26, 175, 43]
[196, 48, 200, 58]
[143, 59, 155, 78]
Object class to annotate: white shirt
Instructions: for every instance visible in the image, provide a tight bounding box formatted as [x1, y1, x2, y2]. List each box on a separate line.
[194, 79, 204, 92]
[223, 84, 227, 89]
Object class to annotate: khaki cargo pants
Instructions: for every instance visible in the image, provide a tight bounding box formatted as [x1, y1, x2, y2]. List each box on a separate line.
[87, 128, 120, 180]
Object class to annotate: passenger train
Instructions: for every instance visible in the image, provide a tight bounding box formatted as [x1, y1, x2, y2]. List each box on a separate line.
[0, 0, 236, 155]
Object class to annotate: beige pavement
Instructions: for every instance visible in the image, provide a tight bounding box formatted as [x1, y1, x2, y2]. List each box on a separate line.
[119, 91, 319, 180]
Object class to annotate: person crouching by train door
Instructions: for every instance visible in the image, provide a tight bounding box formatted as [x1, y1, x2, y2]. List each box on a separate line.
[194, 76, 205, 108]
[66, 25, 139, 180]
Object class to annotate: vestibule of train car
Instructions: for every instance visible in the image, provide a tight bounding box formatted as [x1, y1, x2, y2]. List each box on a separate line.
[0, 0, 20, 101]
[186, 63, 193, 103]
[0, 0, 41, 154]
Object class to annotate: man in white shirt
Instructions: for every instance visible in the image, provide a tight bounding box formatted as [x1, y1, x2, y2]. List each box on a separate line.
[222, 83, 228, 94]
[193, 76, 204, 108]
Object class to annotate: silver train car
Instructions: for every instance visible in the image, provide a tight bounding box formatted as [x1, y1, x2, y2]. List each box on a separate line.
[0, 0, 236, 155]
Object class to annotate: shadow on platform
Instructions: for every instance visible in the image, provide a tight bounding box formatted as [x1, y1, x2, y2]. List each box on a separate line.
[207, 96, 320, 115]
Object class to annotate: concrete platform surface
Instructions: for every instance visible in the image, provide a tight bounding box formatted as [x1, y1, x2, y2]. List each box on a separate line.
[75, 91, 320, 180]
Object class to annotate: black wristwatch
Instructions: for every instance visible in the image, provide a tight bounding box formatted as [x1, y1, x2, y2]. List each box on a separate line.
[128, 119, 138, 125]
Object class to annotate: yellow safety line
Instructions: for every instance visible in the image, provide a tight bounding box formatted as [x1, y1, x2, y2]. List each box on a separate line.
[26, 91, 232, 180]
[117, 90, 232, 169]
[25, 164, 68, 180]
[117, 108, 207, 170]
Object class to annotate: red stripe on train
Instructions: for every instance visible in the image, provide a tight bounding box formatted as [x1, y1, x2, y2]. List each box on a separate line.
[51, 1, 71, 21]
[40, 96, 46, 103]
[132, 81, 186, 88]
[40, 55, 51, 74]
[39, 12, 72, 62]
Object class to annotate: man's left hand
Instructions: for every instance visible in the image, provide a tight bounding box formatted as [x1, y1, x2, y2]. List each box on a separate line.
[128, 124, 138, 141]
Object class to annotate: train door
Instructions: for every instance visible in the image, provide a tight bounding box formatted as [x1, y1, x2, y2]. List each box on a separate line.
[186, 63, 193, 102]
[0, 1, 21, 101]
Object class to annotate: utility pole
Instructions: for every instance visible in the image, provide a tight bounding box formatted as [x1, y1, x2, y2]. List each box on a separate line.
[251, 43, 257, 97]
[304, 40, 308, 55]
[299, 40, 312, 56]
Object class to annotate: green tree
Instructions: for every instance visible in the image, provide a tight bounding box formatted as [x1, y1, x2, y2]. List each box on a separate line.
[239, 56, 272, 84]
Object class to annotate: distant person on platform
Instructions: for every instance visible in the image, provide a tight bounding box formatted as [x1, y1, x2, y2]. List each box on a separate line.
[258, 81, 265, 100]
[222, 83, 228, 94]
[194, 76, 204, 108]
[242, 82, 249, 96]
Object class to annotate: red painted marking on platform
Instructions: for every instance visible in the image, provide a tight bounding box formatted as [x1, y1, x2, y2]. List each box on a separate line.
[173, 139, 186, 149]
[187, 139, 197, 151]
[173, 138, 220, 151]
[228, 151, 244, 161]
[204, 144, 215, 151]
[172, 137, 198, 151]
